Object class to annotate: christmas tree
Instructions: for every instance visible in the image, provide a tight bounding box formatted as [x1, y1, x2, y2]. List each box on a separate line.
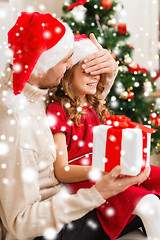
[62, 0, 160, 153]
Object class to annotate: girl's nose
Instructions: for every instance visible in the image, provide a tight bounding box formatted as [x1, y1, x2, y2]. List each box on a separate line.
[93, 74, 100, 81]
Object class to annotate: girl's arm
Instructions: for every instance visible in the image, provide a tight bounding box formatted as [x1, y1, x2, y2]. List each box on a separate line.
[53, 132, 92, 183]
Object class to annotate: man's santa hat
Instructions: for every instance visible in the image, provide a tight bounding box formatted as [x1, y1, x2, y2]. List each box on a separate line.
[8, 12, 74, 95]
[72, 34, 98, 66]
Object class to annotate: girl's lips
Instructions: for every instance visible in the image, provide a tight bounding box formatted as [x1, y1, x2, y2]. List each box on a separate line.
[87, 82, 98, 86]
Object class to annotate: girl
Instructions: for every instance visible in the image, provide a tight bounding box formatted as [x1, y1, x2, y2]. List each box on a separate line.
[47, 35, 160, 240]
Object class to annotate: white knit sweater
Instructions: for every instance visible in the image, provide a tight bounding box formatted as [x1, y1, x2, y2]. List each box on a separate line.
[0, 64, 105, 240]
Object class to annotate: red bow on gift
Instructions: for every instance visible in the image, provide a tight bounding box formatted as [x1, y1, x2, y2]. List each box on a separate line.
[150, 113, 160, 127]
[104, 115, 157, 134]
[66, 0, 87, 11]
[128, 64, 148, 74]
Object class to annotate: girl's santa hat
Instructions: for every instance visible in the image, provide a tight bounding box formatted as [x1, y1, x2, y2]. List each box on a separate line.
[8, 12, 74, 95]
[72, 34, 98, 66]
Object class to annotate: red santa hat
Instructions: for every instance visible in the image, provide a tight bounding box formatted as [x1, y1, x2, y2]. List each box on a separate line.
[72, 34, 98, 66]
[8, 12, 74, 95]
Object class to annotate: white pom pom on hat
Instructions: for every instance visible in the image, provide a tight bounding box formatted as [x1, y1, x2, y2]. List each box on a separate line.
[72, 34, 98, 66]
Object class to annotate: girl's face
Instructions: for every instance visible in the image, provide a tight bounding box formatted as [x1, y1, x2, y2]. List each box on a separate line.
[71, 62, 100, 103]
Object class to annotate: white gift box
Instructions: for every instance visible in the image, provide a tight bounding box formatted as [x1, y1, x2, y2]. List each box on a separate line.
[92, 125, 151, 176]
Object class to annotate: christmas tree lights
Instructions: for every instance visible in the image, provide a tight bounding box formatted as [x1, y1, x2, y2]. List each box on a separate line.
[62, 0, 160, 153]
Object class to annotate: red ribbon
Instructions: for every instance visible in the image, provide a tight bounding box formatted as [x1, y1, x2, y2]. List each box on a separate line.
[128, 64, 148, 74]
[66, 0, 87, 11]
[104, 115, 157, 134]
[104, 115, 157, 173]
[150, 113, 160, 127]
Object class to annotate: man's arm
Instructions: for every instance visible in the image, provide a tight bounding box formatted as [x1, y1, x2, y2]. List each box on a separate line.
[0, 146, 150, 239]
[0, 147, 105, 239]
[82, 33, 118, 101]
[95, 166, 151, 200]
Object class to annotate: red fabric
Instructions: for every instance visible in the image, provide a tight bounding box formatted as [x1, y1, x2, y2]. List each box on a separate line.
[104, 115, 157, 134]
[142, 131, 147, 171]
[104, 128, 148, 173]
[105, 128, 122, 172]
[128, 64, 148, 74]
[47, 102, 160, 240]
[8, 12, 65, 95]
[66, 0, 87, 11]
[150, 113, 160, 127]
[118, 24, 127, 34]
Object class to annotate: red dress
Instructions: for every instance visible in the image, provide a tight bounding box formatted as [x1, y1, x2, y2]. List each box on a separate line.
[47, 101, 160, 240]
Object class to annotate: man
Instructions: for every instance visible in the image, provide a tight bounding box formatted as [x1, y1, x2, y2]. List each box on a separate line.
[0, 12, 150, 240]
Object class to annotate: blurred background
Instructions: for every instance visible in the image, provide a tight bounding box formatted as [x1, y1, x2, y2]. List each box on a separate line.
[0, 0, 159, 74]
[0, 0, 160, 163]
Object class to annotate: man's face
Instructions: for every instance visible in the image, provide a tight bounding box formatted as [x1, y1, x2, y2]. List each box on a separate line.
[38, 49, 73, 89]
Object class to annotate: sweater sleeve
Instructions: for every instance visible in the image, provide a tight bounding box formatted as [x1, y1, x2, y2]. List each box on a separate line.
[0, 147, 105, 240]
[47, 102, 71, 136]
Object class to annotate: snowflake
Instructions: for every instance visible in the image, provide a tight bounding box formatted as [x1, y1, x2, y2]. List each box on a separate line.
[38, 4, 46, 11]
[7, 109, 13, 115]
[87, 219, 98, 230]
[106, 120, 112, 125]
[46, 114, 57, 127]
[89, 168, 102, 181]
[109, 135, 116, 142]
[72, 135, 78, 140]
[22, 168, 36, 183]
[64, 166, 70, 172]
[113, 121, 119, 127]
[55, 27, 62, 34]
[9, 136, 14, 142]
[81, 158, 90, 165]
[88, 142, 93, 148]
[120, 150, 126, 156]
[61, 126, 66, 131]
[77, 106, 82, 112]
[38, 161, 47, 170]
[65, 103, 71, 108]
[2, 178, 9, 185]
[26, 5, 35, 13]
[67, 222, 74, 230]
[0, 135, 6, 140]
[1, 163, 7, 169]
[44, 30, 51, 39]
[13, 63, 22, 73]
[102, 157, 108, 163]
[78, 140, 84, 147]
[143, 148, 148, 153]
[43, 227, 57, 240]
[0, 142, 9, 155]
[106, 207, 115, 217]
[59, 151, 63, 155]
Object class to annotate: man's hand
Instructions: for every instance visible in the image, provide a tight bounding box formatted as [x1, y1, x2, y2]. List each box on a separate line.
[95, 166, 151, 200]
[82, 33, 118, 76]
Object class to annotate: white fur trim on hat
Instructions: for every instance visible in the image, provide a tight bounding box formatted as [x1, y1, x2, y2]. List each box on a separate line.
[72, 38, 98, 66]
[32, 22, 74, 76]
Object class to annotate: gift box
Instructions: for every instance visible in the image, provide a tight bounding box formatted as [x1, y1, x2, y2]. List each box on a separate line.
[92, 115, 157, 176]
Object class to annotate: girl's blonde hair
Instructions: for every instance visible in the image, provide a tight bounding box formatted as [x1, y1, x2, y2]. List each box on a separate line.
[49, 63, 109, 126]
